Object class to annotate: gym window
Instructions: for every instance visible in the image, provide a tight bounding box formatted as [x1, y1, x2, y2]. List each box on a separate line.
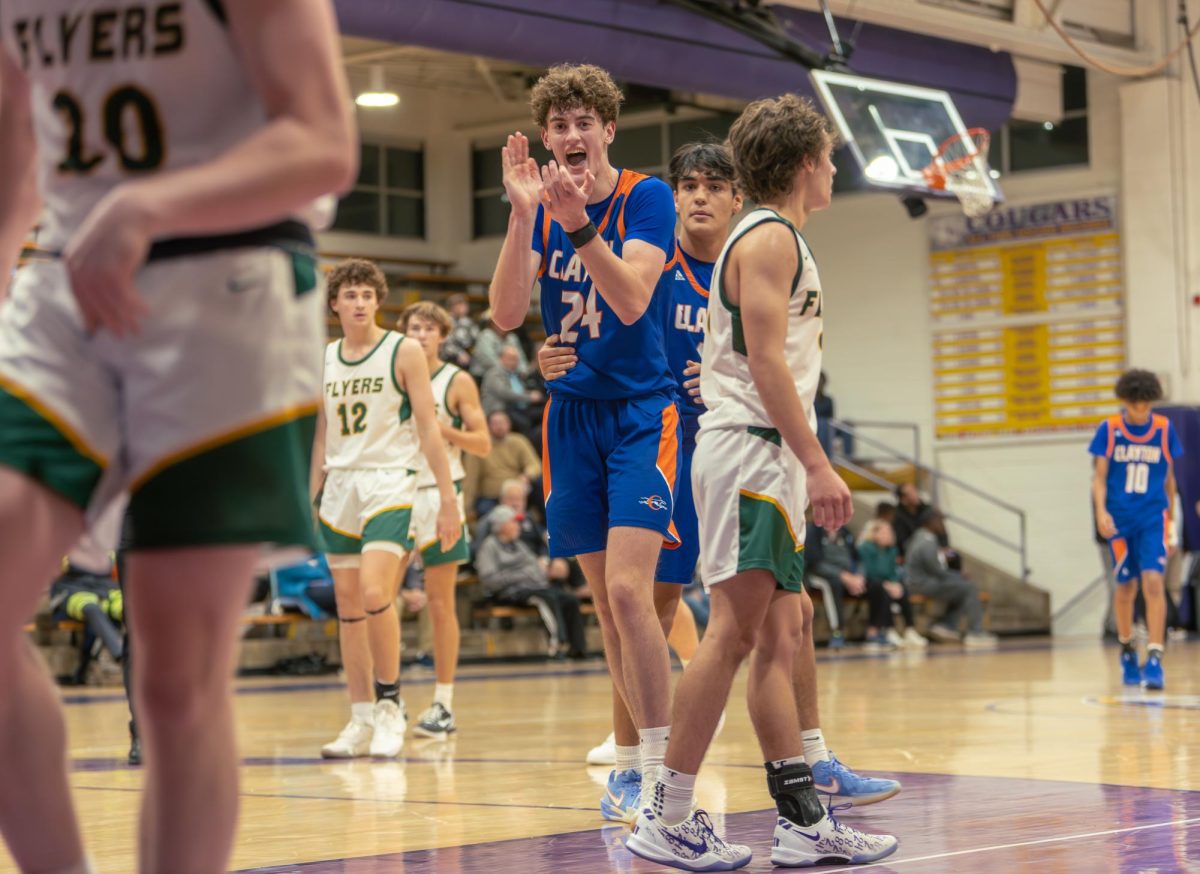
[332, 142, 426, 238]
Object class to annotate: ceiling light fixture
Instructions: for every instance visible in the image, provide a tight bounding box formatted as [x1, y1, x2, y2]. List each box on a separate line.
[356, 65, 399, 108]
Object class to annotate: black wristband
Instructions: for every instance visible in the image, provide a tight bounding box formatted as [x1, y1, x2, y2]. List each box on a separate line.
[566, 220, 598, 249]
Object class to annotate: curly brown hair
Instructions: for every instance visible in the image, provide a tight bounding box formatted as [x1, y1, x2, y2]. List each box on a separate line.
[530, 64, 623, 128]
[398, 300, 453, 338]
[727, 94, 833, 204]
[1115, 368, 1164, 403]
[326, 258, 387, 309]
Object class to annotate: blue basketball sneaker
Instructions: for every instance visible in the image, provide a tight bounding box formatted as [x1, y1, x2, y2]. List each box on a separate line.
[811, 754, 902, 806]
[1120, 648, 1142, 686]
[1142, 652, 1164, 690]
[601, 768, 642, 823]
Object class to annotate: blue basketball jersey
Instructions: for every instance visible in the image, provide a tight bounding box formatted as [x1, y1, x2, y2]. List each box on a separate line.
[662, 244, 714, 434]
[532, 169, 676, 400]
[1088, 413, 1182, 526]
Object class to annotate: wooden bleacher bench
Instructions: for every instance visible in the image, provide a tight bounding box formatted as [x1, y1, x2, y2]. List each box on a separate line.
[25, 612, 324, 637]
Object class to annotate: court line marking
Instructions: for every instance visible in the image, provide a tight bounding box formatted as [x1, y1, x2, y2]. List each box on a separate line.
[70, 783, 598, 813]
[58, 637, 1119, 708]
[851, 815, 1200, 870]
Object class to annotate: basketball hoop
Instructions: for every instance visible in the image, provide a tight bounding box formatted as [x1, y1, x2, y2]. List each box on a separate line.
[921, 128, 995, 218]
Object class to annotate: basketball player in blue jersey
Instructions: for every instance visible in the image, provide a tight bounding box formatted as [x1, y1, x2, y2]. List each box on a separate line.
[1090, 369, 1182, 690]
[542, 141, 900, 812]
[489, 63, 680, 819]
[0, 2, 355, 871]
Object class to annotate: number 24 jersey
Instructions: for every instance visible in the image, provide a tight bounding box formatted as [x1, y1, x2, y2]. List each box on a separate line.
[532, 168, 676, 401]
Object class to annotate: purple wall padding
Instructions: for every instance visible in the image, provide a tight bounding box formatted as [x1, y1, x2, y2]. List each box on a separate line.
[333, 0, 1016, 131]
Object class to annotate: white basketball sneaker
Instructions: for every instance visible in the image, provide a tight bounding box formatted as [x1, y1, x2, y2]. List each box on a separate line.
[627, 808, 752, 871]
[771, 813, 898, 867]
[587, 731, 617, 765]
[320, 718, 374, 759]
[369, 699, 407, 758]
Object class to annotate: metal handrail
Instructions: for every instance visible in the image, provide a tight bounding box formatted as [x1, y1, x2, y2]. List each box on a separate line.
[830, 417, 1030, 582]
[1051, 571, 1109, 622]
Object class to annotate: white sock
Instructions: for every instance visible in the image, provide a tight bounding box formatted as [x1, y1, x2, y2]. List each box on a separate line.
[769, 754, 807, 770]
[351, 702, 374, 724]
[655, 766, 697, 826]
[639, 725, 670, 786]
[615, 744, 640, 773]
[433, 683, 454, 710]
[802, 729, 830, 764]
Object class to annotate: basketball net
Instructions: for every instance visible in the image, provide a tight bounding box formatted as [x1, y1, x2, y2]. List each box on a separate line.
[922, 128, 995, 218]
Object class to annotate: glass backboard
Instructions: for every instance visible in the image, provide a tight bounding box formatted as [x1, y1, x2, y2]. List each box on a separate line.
[810, 69, 1001, 207]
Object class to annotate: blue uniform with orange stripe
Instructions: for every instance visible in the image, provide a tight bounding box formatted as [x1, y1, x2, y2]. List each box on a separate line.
[656, 245, 713, 584]
[533, 169, 681, 557]
[1088, 413, 1183, 583]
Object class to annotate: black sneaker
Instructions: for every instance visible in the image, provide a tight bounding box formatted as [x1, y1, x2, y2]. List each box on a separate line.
[128, 721, 142, 766]
[413, 702, 456, 738]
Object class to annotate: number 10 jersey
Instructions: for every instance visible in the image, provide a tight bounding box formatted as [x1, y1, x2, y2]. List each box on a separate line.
[323, 332, 419, 472]
[0, 1, 267, 251]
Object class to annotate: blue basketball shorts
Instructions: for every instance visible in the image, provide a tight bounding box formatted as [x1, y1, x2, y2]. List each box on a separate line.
[542, 392, 681, 558]
[656, 425, 699, 584]
[1109, 511, 1170, 583]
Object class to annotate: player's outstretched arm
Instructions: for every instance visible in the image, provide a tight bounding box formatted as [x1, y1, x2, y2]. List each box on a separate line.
[445, 371, 492, 458]
[0, 47, 40, 288]
[490, 132, 543, 330]
[736, 224, 851, 533]
[398, 339, 463, 550]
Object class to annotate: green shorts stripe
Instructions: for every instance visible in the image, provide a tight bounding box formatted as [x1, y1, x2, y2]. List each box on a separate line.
[362, 506, 414, 550]
[737, 490, 805, 592]
[129, 413, 318, 550]
[0, 384, 103, 509]
[318, 518, 363, 554]
[420, 533, 471, 567]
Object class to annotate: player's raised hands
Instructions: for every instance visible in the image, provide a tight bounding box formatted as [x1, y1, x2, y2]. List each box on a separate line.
[64, 188, 151, 337]
[540, 160, 593, 233]
[808, 461, 853, 534]
[537, 334, 577, 381]
[501, 132, 542, 218]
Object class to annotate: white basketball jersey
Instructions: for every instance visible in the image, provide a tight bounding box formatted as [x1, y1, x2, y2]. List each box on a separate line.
[699, 208, 823, 434]
[0, 2, 313, 250]
[416, 362, 466, 487]
[323, 332, 419, 471]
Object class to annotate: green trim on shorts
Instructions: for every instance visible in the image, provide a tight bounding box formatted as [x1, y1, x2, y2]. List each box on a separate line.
[421, 532, 471, 566]
[362, 506, 414, 550]
[318, 517, 363, 554]
[737, 490, 805, 592]
[289, 249, 318, 297]
[129, 414, 318, 550]
[746, 426, 782, 447]
[0, 385, 102, 509]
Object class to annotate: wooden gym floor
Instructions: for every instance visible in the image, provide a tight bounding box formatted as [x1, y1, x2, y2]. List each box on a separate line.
[3, 636, 1199, 872]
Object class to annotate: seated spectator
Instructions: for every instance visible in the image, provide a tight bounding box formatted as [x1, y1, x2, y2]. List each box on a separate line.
[440, 293, 479, 369]
[905, 510, 997, 647]
[481, 345, 543, 435]
[814, 372, 854, 460]
[474, 506, 587, 658]
[858, 519, 925, 650]
[804, 522, 864, 648]
[463, 411, 541, 518]
[479, 479, 584, 591]
[875, 501, 897, 526]
[892, 483, 930, 556]
[471, 319, 528, 381]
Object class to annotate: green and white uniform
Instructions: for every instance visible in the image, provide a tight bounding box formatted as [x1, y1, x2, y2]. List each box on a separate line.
[0, 0, 325, 549]
[694, 208, 824, 592]
[318, 332, 418, 563]
[410, 363, 470, 566]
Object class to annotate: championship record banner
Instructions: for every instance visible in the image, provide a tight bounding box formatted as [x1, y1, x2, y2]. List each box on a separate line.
[928, 195, 1125, 439]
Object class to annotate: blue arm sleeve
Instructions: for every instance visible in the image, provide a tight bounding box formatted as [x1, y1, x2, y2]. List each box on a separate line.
[621, 178, 676, 257]
[1087, 422, 1110, 458]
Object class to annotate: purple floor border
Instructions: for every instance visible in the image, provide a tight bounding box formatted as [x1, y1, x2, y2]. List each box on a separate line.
[233, 771, 1200, 873]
